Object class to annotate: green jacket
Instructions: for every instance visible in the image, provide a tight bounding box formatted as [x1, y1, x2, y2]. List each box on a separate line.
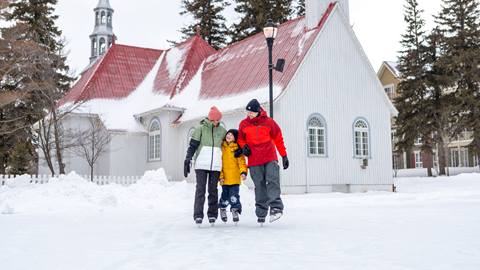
[191, 118, 227, 172]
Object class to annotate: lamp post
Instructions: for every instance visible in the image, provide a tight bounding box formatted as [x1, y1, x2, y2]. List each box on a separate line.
[263, 19, 283, 119]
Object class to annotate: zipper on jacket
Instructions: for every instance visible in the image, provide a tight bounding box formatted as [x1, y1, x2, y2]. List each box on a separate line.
[210, 125, 214, 172]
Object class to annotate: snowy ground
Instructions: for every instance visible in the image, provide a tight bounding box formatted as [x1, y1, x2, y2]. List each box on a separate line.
[1, 171, 480, 270]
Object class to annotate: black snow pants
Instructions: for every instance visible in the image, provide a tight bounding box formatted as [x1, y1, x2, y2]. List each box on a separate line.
[193, 169, 220, 220]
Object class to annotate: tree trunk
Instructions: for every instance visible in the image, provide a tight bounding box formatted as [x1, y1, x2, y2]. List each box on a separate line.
[0, 152, 6, 174]
[52, 109, 65, 174]
[90, 165, 94, 182]
[437, 137, 447, 176]
[423, 150, 433, 177]
[39, 120, 56, 176]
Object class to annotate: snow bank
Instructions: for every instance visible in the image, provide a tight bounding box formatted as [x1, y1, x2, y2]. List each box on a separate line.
[0, 169, 190, 215]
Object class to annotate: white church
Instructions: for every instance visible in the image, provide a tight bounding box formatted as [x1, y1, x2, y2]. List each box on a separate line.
[39, 0, 398, 193]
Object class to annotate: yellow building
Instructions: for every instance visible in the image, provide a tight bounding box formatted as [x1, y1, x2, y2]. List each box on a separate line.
[377, 61, 479, 172]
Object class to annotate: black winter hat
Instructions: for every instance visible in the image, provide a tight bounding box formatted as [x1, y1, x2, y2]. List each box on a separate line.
[226, 129, 239, 142]
[246, 99, 261, 113]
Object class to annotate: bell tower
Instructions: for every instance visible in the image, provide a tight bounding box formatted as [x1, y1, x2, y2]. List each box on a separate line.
[89, 0, 115, 63]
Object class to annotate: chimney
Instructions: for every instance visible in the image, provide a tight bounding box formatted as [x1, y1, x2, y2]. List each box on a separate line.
[306, 0, 349, 29]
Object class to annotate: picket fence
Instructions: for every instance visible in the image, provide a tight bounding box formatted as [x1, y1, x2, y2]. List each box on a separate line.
[0, 174, 141, 186]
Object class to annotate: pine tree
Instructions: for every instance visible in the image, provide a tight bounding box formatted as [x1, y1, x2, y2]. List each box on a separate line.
[394, 0, 434, 175]
[230, 0, 294, 42]
[8, 141, 34, 175]
[422, 27, 453, 175]
[296, 0, 305, 17]
[176, 0, 229, 49]
[435, 0, 480, 168]
[2, 0, 75, 175]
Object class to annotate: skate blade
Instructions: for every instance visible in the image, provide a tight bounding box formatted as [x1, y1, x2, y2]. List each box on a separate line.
[269, 213, 283, 223]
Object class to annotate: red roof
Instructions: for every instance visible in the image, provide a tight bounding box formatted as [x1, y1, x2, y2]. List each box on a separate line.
[154, 35, 216, 98]
[61, 44, 163, 104]
[62, 3, 335, 106]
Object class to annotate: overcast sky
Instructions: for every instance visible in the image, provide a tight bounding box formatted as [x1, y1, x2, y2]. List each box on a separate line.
[55, 0, 442, 77]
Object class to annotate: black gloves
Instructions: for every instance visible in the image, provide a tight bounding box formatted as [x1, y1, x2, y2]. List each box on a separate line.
[243, 145, 251, 157]
[282, 156, 289, 170]
[184, 159, 191, 178]
[234, 148, 243, 158]
[184, 139, 200, 178]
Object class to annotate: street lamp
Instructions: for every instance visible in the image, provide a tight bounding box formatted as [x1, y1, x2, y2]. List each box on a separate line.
[263, 19, 285, 118]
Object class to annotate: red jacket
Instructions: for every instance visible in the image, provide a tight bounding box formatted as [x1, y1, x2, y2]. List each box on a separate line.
[237, 109, 287, 167]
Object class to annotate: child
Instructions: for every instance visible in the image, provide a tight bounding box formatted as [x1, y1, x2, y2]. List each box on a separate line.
[218, 129, 247, 223]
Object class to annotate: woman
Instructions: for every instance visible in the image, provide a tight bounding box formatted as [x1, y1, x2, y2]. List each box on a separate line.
[184, 106, 227, 225]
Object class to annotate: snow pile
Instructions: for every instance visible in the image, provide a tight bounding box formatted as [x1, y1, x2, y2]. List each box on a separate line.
[0, 170, 190, 215]
[1, 174, 480, 270]
[166, 46, 187, 79]
[4, 174, 31, 188]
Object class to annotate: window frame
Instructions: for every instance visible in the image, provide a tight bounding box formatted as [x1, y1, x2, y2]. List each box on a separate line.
[414, 151, 423, 168]
[306, 113, 327, 158]
[353, 118, 371, 159]
[383, 83, 395, 99]
[148, 118, 162, 162]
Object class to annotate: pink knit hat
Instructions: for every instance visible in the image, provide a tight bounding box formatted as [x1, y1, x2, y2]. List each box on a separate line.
[208, 106, 222, 121]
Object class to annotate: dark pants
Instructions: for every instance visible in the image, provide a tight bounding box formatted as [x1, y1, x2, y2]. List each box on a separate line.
[218, 184, 242, 214]
[249, 161, 283, 218]
[193, 170, 220, 220]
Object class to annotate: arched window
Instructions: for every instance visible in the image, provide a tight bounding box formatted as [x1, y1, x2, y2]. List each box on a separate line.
[99, 38, 106, 54]
[107, 12, 112, 26]
[101, 11, 106, 24]
[91, 38, 97, 56]
[307, 114, 327, 157]
[95, 12, 100, 25]
[149, 119, 161, 161]
[353, 118, 370, 158]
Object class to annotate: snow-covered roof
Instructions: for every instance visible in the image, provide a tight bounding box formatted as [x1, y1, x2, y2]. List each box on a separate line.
[60, 3, 337, 131]
[384, 61, 401, 78]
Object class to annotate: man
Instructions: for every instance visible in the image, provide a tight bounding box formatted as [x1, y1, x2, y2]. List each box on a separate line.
[237, 99, 289, 224]
[184, 106, 227, 225]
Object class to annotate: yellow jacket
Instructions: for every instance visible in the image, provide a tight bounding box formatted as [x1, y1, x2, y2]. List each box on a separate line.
[220, 141, 247, 185]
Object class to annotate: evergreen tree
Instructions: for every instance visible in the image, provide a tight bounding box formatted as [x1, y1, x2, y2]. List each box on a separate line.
[230, 0, 294, 42]
[435, 0, 480, 167]
[394, 0, 434, 175]
[8, 141, 34, 175]
[176, 0, 229, 49]
[422, 27, 453, 175]
[1, 0, 75, 174]
[296, 0, 305, 17]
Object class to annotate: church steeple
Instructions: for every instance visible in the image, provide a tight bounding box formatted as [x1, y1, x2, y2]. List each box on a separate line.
[89, 0, 115, 63]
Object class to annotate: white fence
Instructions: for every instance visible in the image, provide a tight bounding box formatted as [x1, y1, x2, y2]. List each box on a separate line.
[394, 167, 480, 178]
[0, 174, 141, 186]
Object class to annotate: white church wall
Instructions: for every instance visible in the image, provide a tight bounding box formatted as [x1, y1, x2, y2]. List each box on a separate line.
[275, 7, 394, 193]
[108, 131, 147, 177]
[37, 114, 111, 177]
[143, 110, 182, 181]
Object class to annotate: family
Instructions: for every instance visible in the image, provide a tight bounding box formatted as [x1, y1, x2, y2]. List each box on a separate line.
[184, 99, 289, 225]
